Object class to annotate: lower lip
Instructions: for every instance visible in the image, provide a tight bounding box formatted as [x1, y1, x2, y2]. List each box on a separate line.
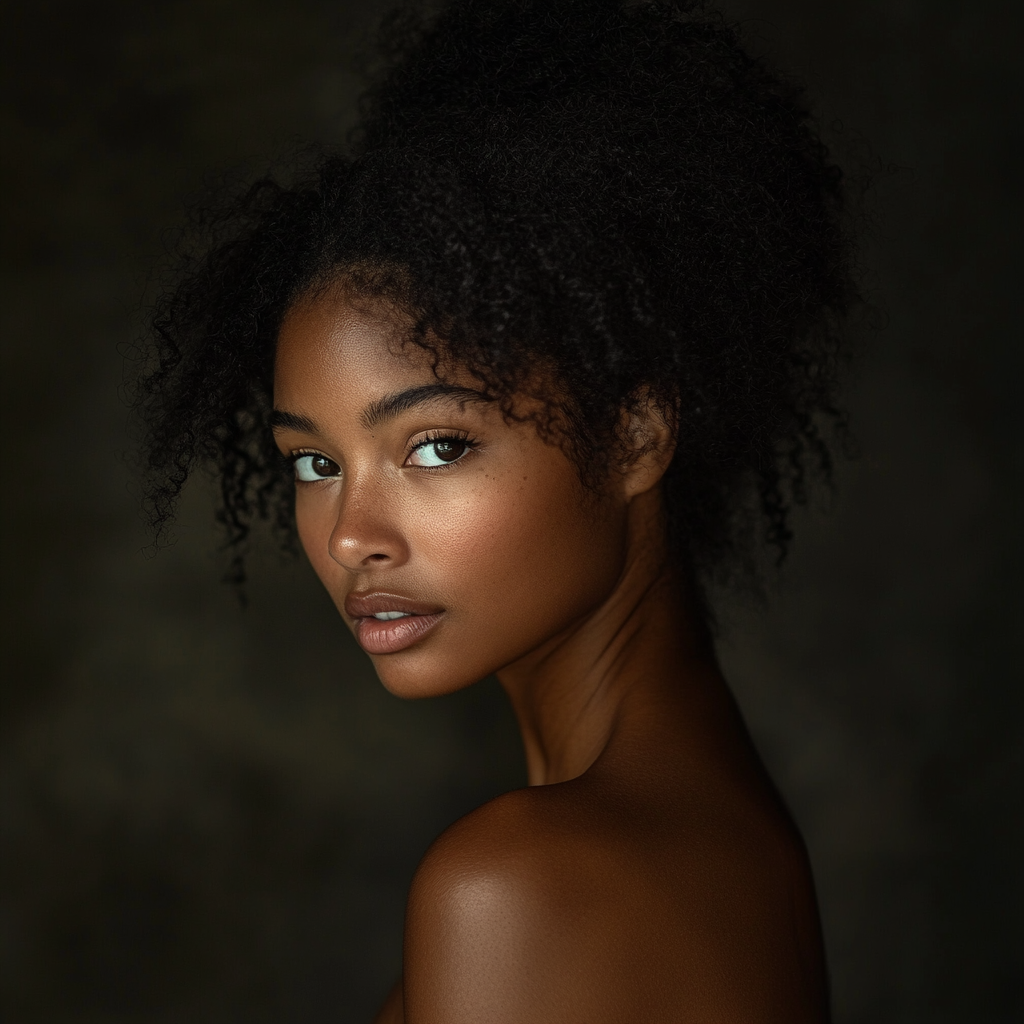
[354, 613, 444, 655]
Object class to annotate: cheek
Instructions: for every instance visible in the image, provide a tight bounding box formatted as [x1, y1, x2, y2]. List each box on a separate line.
[294, 492, 345, 600]
[288, 460, 627, 698]
[419, 466, 626, 665]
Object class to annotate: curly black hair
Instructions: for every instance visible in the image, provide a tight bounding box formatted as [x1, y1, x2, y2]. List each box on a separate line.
[138, 0, 857, 617]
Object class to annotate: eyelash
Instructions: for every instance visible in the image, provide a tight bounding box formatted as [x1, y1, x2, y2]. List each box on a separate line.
[283, 448, 337, 481]
[282, 431, 480, 479]
[283, 448, 319, 466]
[407, 429, 480, 470]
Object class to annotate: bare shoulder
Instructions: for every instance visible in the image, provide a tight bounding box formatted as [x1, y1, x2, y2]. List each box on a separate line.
[403, 786, 617, 1024]
[409, 784, 587, 904]
[403, 783, 827, 1023]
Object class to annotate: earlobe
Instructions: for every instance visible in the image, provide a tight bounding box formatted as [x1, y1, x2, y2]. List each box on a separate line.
[619, 390, 678, 499]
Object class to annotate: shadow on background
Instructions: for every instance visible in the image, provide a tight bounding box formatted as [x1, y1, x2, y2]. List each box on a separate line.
[0, 1, 1020, 1021]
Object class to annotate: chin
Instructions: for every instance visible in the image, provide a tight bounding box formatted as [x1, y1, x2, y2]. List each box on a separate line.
[367, 646, 485, 701]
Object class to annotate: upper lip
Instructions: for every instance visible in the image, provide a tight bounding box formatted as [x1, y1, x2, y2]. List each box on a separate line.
[344, 591, 445, 619]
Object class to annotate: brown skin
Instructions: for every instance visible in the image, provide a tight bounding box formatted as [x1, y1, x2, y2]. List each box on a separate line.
[273, 284, 830, 1023]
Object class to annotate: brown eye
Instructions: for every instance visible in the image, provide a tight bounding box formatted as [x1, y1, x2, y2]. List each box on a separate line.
[433, 439, 465, 462]
[409, 437, 471, 467]
[294, 453, 340, 482]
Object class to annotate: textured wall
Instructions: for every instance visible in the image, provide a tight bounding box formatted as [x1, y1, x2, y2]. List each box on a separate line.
[1, 1, 1020, 1021]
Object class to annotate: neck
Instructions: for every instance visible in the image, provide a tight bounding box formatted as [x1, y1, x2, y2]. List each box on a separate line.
[496, 488, 719, 787]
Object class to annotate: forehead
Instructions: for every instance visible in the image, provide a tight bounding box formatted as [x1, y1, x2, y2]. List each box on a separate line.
[275, 287, 441, 402]
[273, 283, 577, 455]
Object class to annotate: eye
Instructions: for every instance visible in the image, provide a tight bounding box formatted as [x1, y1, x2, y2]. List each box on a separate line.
[293, 453, 340, 482]
[407, 434, 473, 468]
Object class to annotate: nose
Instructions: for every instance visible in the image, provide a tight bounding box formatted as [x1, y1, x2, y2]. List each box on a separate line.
[327, 476, 409, 573]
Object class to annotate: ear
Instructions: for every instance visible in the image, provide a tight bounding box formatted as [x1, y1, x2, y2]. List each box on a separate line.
[616, 388, 678, 499]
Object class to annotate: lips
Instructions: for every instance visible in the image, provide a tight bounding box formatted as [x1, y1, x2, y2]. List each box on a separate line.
[345, 591, 445, 655]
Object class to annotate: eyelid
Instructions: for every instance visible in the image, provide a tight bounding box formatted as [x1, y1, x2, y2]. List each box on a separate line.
[286, 446, 332, 463]
[405, 429, 479, 469]
[288, 448, 342, 483]
[407, 427, 471, 449]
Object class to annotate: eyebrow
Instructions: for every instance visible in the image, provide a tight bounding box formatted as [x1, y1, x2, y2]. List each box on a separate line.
[269, 409, 318, 433]
[269, 383, 490, 436]
[361, 383, 490, 429]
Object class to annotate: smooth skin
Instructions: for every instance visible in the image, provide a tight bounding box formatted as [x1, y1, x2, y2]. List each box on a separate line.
[272, 283, 829, 1023]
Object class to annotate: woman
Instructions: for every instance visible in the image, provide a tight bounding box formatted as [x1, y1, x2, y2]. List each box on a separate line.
[140, 1, 857, 1019]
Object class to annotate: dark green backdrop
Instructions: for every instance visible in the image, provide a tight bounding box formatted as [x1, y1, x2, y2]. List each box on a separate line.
[1, 1, 1020, 1021]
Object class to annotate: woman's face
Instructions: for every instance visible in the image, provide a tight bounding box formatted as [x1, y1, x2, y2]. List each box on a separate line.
[272, 286, 633, 699]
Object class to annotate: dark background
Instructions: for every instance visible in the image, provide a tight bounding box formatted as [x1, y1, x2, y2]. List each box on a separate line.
[1, 1, 1020, 1021]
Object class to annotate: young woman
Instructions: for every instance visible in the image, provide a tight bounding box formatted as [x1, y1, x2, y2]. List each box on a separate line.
[140, 1, 857, 1019]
